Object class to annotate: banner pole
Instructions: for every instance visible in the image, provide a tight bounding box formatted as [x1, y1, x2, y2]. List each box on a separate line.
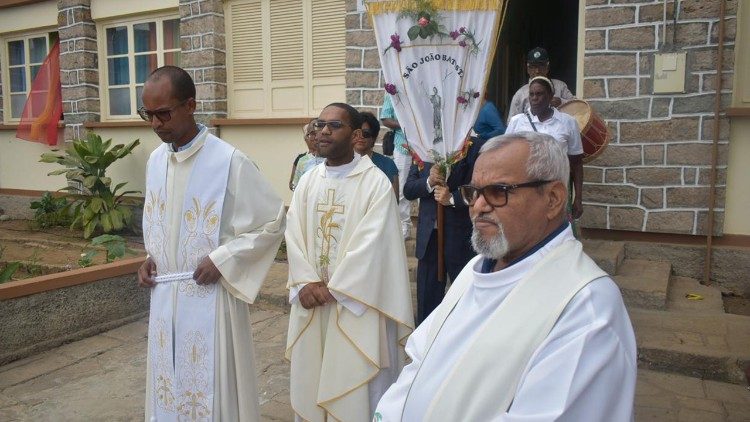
[437, 203, 445, 282]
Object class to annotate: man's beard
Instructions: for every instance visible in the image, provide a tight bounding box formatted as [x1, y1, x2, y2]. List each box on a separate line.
[471, 215, 509, 260]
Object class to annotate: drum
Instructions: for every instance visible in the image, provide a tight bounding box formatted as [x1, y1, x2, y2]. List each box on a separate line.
[559, 100, 610, 163]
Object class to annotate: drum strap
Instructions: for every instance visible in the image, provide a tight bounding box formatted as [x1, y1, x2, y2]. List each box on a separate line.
[524, 111, 538, 132]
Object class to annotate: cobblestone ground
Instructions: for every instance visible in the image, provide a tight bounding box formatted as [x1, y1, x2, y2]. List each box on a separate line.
[2, 302, 749, 421]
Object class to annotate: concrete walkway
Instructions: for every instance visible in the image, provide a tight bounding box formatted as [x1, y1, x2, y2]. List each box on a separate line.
[2, 301, 749, 421]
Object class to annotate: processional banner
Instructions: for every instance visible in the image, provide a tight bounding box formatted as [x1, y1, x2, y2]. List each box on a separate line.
[368, 0, 505, 170]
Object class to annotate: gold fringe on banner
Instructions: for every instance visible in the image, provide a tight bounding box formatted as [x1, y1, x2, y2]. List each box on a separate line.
[366, 0, 505, 15]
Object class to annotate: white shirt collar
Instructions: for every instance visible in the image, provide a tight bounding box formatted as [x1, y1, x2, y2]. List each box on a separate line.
[324, 153, 361, 179]
[471, 225, 576, 289]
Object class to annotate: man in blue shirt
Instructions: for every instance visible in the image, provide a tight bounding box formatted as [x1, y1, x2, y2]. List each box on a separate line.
[473, 98, 506, 141]
[355, 112, 399, 198]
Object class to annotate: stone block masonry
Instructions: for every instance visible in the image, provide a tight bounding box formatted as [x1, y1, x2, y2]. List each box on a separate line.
[179, 0, 228, 128]
[0, 55, 4, 122]
[345, 0, 383, 118]
[57, 0, 100, 142]
[581, 0, 736, 235]
[342, 0, 737, 236]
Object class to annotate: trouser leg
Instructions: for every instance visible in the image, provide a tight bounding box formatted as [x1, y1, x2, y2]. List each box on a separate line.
[416, 230, 446, 325]
[394, 152, 413, 238]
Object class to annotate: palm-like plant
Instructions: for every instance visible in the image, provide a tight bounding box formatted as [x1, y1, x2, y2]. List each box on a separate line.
[40, 132, 140, 238]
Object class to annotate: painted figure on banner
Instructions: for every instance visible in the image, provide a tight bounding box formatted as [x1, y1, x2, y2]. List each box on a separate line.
[429, 86, 443, 144]
[137, 65, 286, 421]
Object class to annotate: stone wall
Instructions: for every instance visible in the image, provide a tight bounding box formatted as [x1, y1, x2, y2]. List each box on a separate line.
[345, 0, 384, 117]
[57, 0, 100, 141]
[0, 272, 148, 365]
[0, 55, 4, 122]
[345, 0, 738, 236]
[581, 0, 737, 235]
[179, 0, 227, 128]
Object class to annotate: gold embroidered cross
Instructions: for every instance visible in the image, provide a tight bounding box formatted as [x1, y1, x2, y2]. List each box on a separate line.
[317, 189, 345, 215]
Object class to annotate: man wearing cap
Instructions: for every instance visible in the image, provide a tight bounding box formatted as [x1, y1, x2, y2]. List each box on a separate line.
[508, 47, 575, 118]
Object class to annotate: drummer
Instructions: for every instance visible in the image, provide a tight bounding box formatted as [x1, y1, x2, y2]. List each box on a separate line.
[508, 47, 575, 118]
[506, 76, 584, 220]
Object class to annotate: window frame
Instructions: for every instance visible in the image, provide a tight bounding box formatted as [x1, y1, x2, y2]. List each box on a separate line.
[225, 0, 346, 119]
[1, 29, 58, 124]
[97, 13, 181, 121]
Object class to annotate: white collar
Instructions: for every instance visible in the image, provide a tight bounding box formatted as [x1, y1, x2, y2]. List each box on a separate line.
[471, 226, 576, 289]
[324, 154, 361, 179]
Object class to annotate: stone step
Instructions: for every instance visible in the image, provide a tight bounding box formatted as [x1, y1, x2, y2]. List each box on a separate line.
[405, 238, 416, 257]
[257, 261, 291, 308]
[613, 259, 671, 310]
[667, 276, 725, 314]
[581, 239, 625, 276]
[630, 308, 750, 385]
[408, 256, 418, 284]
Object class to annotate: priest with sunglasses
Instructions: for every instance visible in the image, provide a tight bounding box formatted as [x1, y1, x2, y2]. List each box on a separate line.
[285, 103, 414, 422]
[375, 132, 636, 421]
[137, 66, 286, 421]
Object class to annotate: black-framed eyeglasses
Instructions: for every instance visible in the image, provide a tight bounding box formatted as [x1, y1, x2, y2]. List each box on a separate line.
[137, 99, 189, 123]
[459, 180, 552, 207]
[361, 130, 373, 138]
[313, 120, 350, 131]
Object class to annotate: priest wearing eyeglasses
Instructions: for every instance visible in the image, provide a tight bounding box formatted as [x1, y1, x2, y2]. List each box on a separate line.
[285, 103, 414, 422]
[137, 65, 286, 421]
[375, 131, 637, 421]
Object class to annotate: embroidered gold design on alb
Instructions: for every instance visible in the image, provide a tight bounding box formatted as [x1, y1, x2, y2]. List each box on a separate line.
[176, 330, 211, 421]
[180, 197, 219, 273]
[316, 188, 345, 283]
[144, 189, 169, 268]
[178, 278, 215, 298]
[152, 318, 175, 411]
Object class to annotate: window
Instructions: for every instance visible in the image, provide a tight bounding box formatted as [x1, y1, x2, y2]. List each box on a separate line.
[226, 0, 346, 118]
[3, 31, 58, 121]
[100, 16, 180, 120]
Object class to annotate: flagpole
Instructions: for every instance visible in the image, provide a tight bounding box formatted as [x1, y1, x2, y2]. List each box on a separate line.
[437, 203, 445, 282]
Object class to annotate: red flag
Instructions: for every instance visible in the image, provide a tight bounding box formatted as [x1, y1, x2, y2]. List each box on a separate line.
[16, 39, 62, 146]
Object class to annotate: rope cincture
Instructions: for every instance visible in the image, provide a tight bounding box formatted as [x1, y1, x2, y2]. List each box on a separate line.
[154, 272, 194, 284]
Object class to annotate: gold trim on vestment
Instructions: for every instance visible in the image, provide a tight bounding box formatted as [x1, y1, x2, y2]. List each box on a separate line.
[284, 306, 316, 361]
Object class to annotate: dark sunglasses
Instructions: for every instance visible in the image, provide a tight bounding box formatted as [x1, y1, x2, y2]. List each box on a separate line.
[137, 99, 189, 123]
[361, 130, 373, 138]
[459, 180, 552, 207]
[313, 120, 350, 130]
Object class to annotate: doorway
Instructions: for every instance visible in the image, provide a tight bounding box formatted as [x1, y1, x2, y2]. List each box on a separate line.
[486, 0, 580, 121]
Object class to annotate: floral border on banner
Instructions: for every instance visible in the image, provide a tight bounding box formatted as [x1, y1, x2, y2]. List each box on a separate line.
[370, 0, 503, 175]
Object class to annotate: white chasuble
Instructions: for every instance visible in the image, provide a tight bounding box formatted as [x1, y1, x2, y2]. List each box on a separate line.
[285, 156, 415, 422]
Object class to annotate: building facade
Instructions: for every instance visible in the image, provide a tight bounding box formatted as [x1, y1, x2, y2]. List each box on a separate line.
[1, 0, 749, 288]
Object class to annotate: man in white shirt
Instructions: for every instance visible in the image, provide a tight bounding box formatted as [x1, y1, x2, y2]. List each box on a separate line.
[508, 47, 575, 118]
[375, 131, 636, 421]
[506, 76, 584, 219]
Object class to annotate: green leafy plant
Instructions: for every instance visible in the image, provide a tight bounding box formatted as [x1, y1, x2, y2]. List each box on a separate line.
[0, 262, 20, 283]
[0, 246, 20, 283]
[84, 234, 137, 264]
[40, 132, 140, 238]
[29, 192, 71, 229]
[78, 250, 96, 268]
[399, 0, 448, 40]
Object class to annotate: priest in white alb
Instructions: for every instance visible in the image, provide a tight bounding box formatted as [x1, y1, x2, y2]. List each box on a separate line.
[285, 103, 414, 422]
[137, 66, 286, 421]
[375, 132, 637, 421]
